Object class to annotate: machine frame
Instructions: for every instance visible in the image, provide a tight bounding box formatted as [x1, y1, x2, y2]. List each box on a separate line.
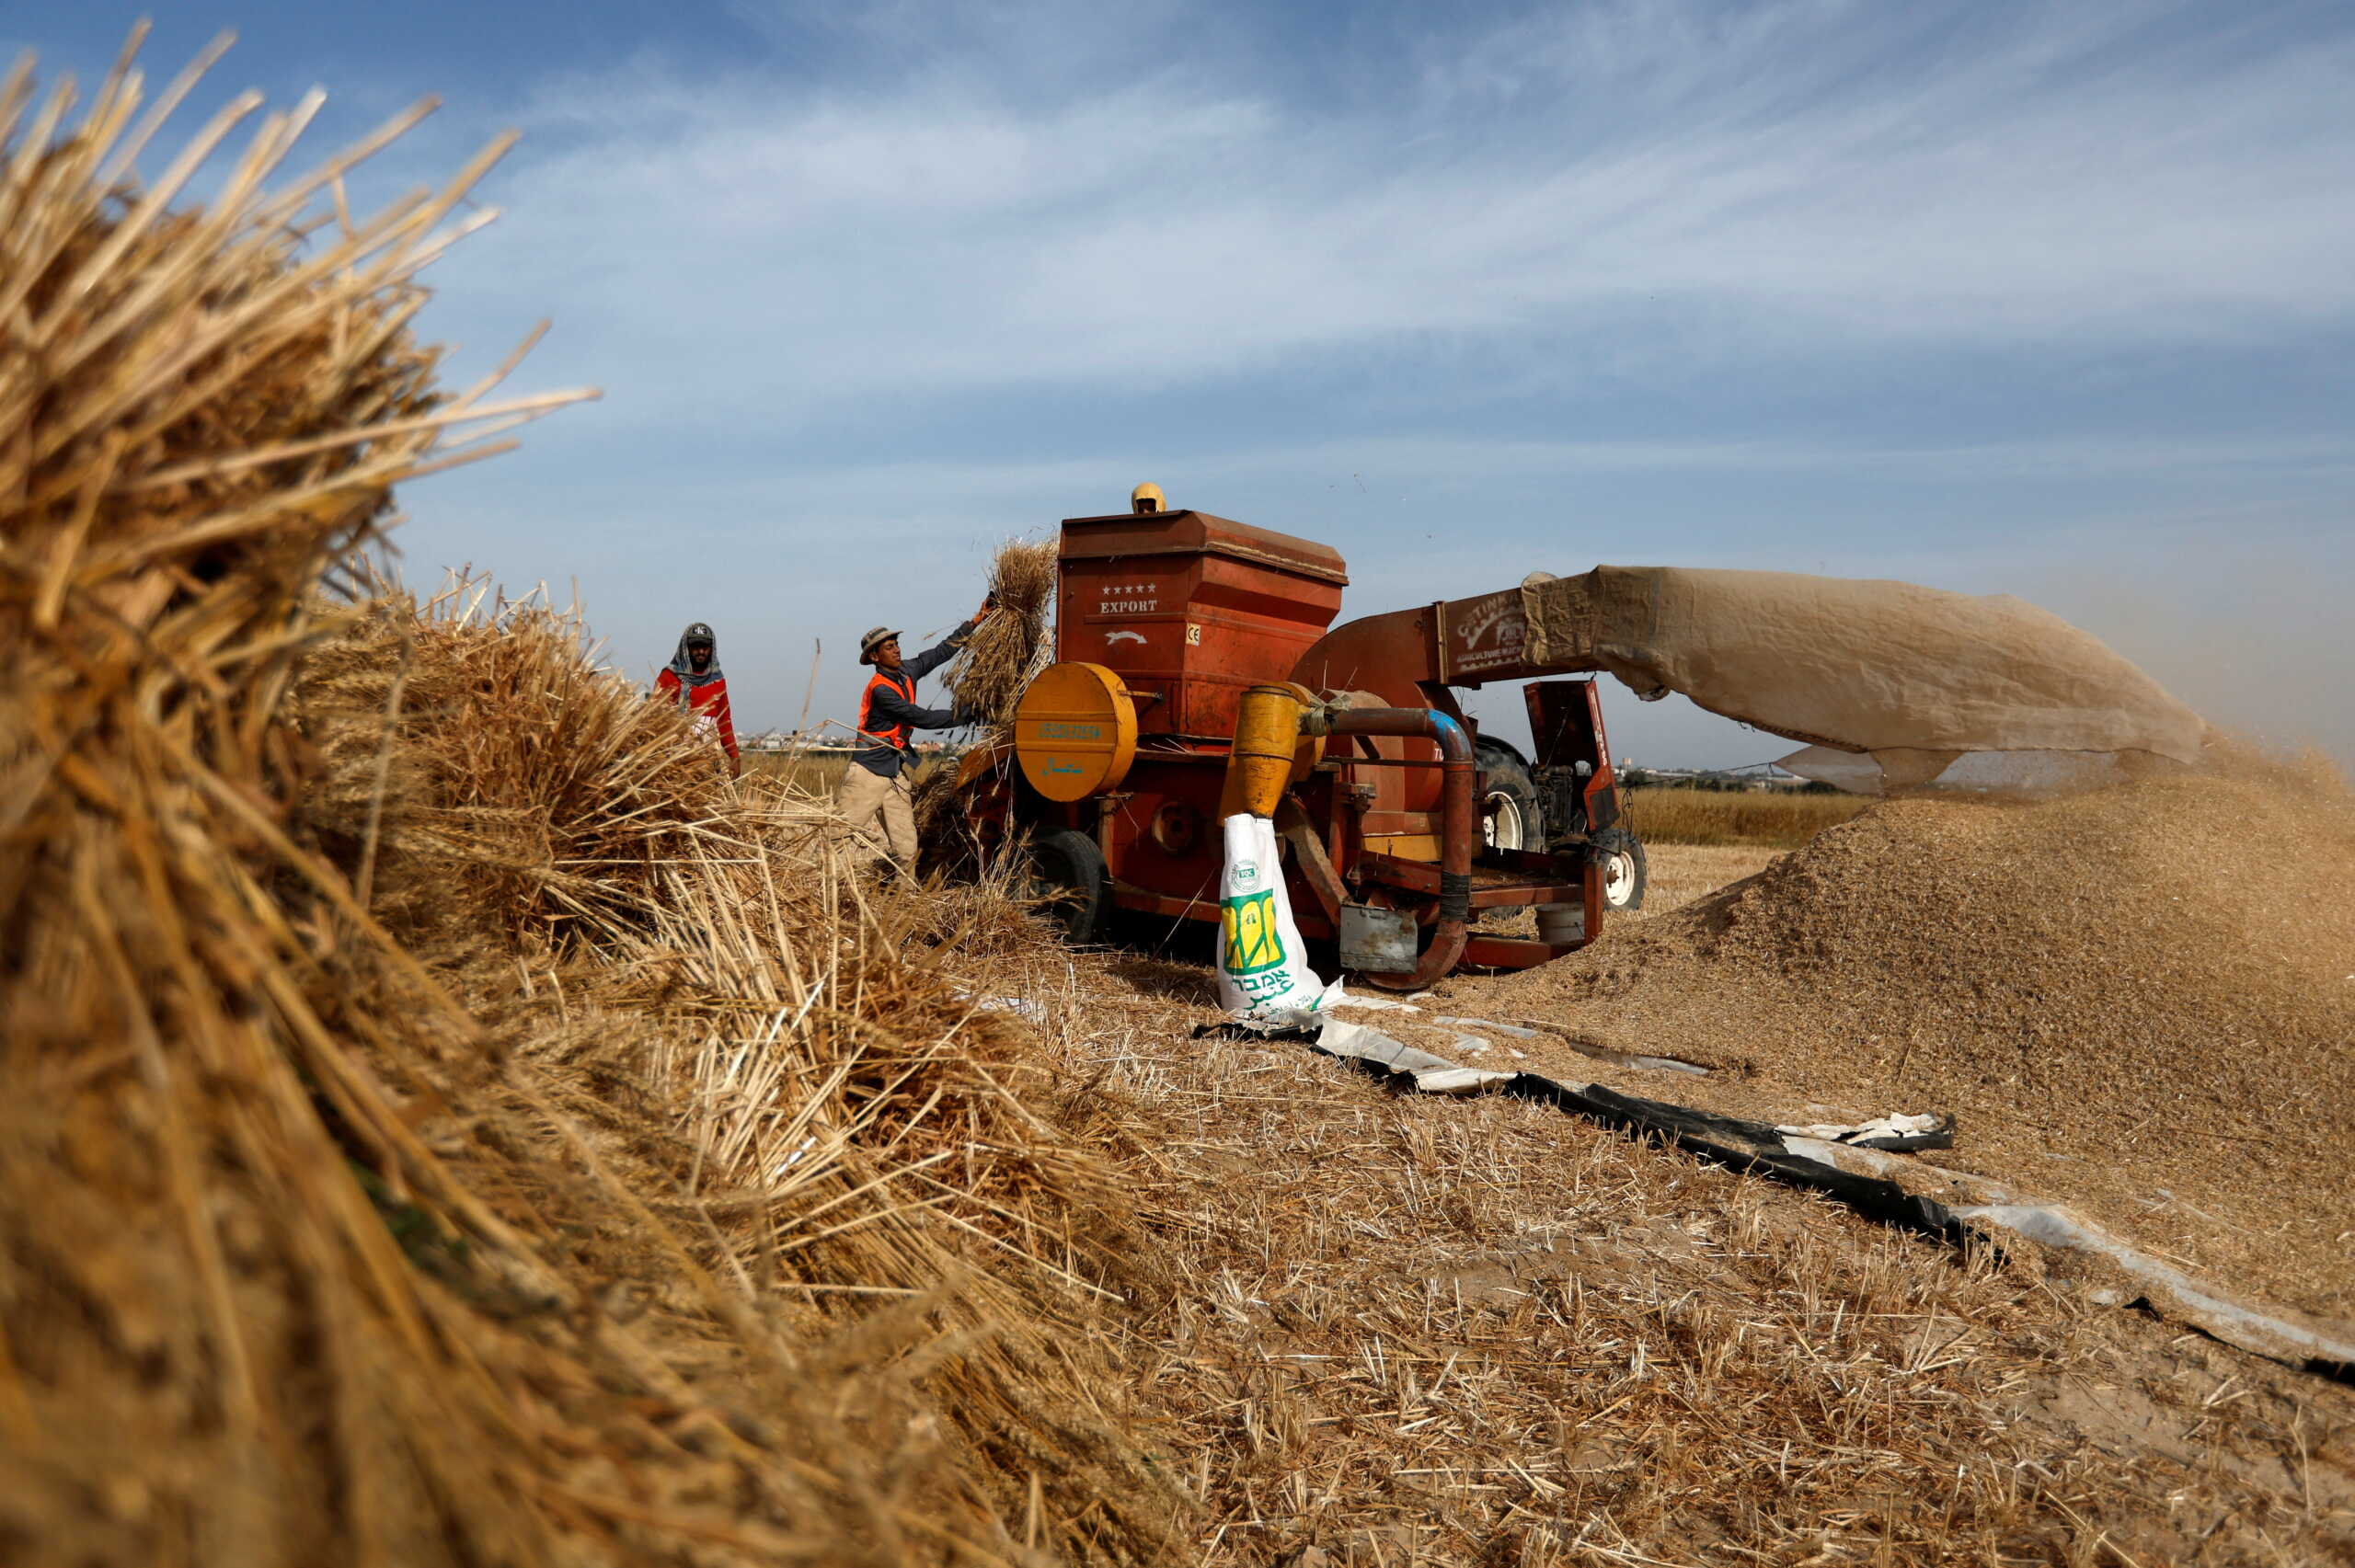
[954, 504, 1639, 987]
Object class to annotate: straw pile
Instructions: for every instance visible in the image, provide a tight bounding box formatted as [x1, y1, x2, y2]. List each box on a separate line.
[293, 575, 761, 950]
[1463, 758, 2355, 1324]
[298, 580, 1189, 1562]
[0, 39, 1182, 1563]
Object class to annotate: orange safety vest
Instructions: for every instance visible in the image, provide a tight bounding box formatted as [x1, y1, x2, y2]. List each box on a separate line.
[858, 670, 916, 750]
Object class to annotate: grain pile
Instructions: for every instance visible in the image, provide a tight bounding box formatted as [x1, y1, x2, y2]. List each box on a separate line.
[0, 40, 1182, 1564]
[1461, 759, 2355, 1324]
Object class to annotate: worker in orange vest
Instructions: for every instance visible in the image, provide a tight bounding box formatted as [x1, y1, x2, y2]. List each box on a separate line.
[656, 621, 741, 778]
[839, 599, 993, 865]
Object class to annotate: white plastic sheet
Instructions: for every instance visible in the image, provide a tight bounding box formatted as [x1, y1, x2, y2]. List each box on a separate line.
[1215, 813, 1342, 1025]
[1315, 1019, 1511, 1095]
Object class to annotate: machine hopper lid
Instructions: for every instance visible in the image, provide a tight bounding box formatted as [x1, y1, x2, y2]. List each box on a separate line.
[1058, 509, 1350, 586]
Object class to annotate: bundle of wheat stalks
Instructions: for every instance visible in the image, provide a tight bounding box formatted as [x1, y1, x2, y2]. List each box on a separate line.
[0, 36, 1179, 1565]
[943, 536, 1060, 729]
[913, 537, 1058, 855]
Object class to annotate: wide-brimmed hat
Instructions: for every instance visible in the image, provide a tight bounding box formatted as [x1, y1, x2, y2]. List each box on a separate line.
[858, 625, 902, 664]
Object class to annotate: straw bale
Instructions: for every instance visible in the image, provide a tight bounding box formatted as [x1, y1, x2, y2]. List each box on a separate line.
[0, 39, 598, 1559]
[291, 583, 1190, 1562]
[293, 578, 762, 950]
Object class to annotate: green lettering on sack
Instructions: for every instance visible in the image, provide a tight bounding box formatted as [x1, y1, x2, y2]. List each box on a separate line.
[1221, 890, 1286, 976]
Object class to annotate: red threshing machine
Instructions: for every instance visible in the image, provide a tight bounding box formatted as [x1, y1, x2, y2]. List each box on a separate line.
[952, 493, 1648, 989]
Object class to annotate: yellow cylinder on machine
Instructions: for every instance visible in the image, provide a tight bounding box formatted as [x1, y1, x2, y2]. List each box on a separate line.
[1219, 684, 1308, 820]
[1013, 662, 1139, 802]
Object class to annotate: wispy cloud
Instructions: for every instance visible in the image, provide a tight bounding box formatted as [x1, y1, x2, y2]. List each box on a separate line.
[366, 0, 2355, 763]
[22, 6, 2351, 764]
[426, 0, 2355, 423]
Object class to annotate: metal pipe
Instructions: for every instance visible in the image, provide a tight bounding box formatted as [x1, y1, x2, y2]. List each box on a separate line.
[1317, 706, 1473, 986]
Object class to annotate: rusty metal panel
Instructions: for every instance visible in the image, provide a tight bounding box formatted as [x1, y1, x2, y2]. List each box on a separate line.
[1057, 509, 1347, 739]
[1058, 509, 1348, 583]
[1440, 588, 1531, 681]
[1338, 903, 1419, 974]
[1097, 755, 1227, 926]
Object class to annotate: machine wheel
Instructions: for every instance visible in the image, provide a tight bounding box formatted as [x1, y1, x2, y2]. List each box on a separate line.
[1025, 827, 1109, 944]
[1476, 741, 1543, 853]
[1589, 827, 1648, 912]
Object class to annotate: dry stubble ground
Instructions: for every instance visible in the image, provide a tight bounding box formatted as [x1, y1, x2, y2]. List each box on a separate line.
[915, 835, 2352, 1566]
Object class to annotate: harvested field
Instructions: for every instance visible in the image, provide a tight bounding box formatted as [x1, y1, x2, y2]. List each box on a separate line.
[944, 901, 2355, 1564]
[743, 750, 844, 787]
[1613, 843, 1779, 918]
[745, 749, 948, 795]
[1622, 784, 1867, 848]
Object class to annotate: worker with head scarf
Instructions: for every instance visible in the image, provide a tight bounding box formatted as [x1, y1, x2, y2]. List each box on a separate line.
[840, 598, 993, 866]
[656, 621, 741, 779]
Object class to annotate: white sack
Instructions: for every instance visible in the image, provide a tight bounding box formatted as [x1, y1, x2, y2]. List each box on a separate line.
[1215, 813, 1342, 1024]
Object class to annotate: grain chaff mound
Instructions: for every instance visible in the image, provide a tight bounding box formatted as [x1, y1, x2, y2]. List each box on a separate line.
[1468, 759, 2355, 1327]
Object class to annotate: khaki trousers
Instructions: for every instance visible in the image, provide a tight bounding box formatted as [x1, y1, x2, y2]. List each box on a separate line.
[836, 762, 917, 864]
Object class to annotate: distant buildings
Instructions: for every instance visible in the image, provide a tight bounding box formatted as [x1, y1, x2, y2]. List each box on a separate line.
[741, 728, 962, 757]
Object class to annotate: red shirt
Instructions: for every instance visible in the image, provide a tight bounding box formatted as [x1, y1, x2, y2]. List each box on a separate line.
[655, 670, 738, 760]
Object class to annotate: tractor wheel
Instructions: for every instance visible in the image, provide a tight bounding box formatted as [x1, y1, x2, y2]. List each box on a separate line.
[1589, 826, 1648, 912]
[1476, 742, 1543, 853]
[1025, 827, 1109, 944]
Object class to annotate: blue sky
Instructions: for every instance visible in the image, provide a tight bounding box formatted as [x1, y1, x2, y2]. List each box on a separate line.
[25, 1, 2355, 764]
